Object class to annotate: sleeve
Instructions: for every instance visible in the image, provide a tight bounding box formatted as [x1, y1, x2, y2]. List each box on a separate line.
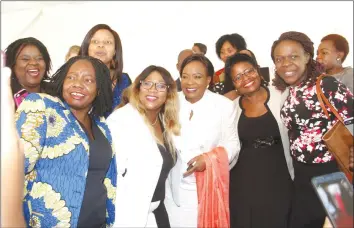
[15, 93, 47, 174]
[321, 76, 353, 120]
[122, 73, 132, 88]
[218, 100, 240, 163]
[106, 111, 128, 178]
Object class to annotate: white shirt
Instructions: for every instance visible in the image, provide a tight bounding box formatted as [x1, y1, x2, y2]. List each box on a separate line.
[173, 90, 240, 190]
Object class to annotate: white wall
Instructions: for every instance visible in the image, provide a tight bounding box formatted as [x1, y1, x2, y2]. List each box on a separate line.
[1, 1, 353, 81]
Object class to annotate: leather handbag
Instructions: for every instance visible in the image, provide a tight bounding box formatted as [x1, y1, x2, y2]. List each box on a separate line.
[316, 74, 353, 182]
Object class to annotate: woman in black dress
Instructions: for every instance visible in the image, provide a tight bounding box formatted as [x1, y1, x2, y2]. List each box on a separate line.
[225, 53, 294, 228]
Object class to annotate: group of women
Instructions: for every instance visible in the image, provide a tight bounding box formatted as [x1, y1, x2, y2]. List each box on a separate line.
[3, 22, 353, 228]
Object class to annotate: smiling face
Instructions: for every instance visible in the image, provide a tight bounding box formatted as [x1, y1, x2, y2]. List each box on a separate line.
[13, 45, 46, 91]
[316, 40, 342, 72]
[62, 60, 97, 114]
[181, 61, 211, 104]
[273, 40, 310, 86]
[88, 29, 116, 66]
[139, 71, 168, 113]
[231, 61, 261, 95]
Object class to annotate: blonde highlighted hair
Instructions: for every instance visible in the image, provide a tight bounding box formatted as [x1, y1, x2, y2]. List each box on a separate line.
[65, 45, 80, 62]
[117, 65, 180, 160]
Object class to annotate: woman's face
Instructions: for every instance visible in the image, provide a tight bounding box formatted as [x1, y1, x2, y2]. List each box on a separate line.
[220, 41, 237, 63]
[139, 71, 168, 113]
[181, 61, 211, 104]
[88, 29, 116, 66]
[231, 61, 261, 95]
[62, 60, 97, 113]
[13, 45, 46, 89]
[273, 40, 310, 86]
[316, 40, 342, 72]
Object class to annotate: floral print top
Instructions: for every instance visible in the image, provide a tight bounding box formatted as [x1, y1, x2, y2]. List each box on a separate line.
[15, 93, 117, 227]
[280, 76, 353, 164]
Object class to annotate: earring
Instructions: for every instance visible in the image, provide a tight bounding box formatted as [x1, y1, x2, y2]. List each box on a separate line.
[336, 58, 341, 62]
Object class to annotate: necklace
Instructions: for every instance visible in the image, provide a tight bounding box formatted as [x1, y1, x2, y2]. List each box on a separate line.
[151, 115, 159, 126]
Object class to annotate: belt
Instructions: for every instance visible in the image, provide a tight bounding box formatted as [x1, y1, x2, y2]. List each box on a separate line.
[241, 136, 281, 149]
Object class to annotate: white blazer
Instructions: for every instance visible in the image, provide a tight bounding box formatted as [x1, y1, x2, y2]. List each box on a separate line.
[168, 90, 240, 206]
[229, 85, 294, 179]
[107, 104, 165, 227]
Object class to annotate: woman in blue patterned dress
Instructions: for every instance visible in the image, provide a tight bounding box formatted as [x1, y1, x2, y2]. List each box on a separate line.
[79, 24, 131, 116]
[15, 56, 117, 227]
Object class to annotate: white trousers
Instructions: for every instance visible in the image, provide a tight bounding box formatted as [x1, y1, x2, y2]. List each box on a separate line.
[165, 186, 198, 227]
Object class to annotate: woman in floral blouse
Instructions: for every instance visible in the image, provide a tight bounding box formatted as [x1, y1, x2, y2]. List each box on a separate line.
[271, 31, 353, 228]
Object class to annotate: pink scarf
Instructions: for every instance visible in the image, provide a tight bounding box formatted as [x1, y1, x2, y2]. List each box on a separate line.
[195, 147, 230, 228]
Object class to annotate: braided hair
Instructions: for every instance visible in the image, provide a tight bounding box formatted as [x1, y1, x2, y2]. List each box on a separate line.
[48, 55, 113, 117]
[271, 31, 323, 91]
[4, 37, 52, 95]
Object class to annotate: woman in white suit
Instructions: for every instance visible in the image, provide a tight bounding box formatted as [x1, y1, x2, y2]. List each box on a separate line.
[165, 54, 240, 227]
[107, 65, 180, 227]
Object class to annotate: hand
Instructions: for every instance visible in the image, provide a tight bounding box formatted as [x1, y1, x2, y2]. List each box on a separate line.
[1, 66, 26, 227]
[183, 154, 206, 178]
[349, 146, 354, 172]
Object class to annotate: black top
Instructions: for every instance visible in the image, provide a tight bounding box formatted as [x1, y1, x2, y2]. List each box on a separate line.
[151, 141, 174, 202]
[229, 87, 293, 228]
[77, 120, 112, 228]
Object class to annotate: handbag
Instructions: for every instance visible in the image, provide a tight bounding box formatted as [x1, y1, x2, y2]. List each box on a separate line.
[316, 74, 353, 182]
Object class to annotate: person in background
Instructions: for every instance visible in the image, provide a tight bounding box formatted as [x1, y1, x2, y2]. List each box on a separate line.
[165, 54, 239, 227]
[1, 64, 26, 227]
[316, 34, 353, 93]
[15, 56, 116, 227]
[225, 53, 294, 228]
[65, 45, 80, 62]
[79, 23, 131, 114]
[271, 31, 353, 228]
[107, 65, 180, 227]
[213, 33, 247, 94]
[192, 43, 207, 55]
[175, 49, 194, 92]
[5, 37, 52, 109]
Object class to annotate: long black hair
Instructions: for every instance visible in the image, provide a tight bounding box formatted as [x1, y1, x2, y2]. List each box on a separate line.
[79, 24, 125, 86]
[48, 55, 113, 116]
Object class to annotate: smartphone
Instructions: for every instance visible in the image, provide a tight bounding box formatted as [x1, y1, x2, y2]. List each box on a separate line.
[311, 172, 353, 228]
[14, 89, 29, 108]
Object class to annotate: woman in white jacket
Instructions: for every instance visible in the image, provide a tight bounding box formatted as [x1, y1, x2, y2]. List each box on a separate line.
[165, 54, 240, 227]
[107, 65, 180, 227]
[225, 53, 294, 228]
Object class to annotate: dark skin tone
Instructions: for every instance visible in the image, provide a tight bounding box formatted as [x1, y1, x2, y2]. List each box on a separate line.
[241, 86, 268, 117]
[63, 60, 98, 141]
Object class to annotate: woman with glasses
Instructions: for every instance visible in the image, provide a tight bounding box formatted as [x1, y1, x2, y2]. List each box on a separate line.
[225, 53, 294, 228]
[165, 54, 239, 227]
[107, 65, 180, 227]
[79, 24, 131, 116]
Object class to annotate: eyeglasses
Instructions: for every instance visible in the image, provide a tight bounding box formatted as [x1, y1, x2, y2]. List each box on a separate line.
[232, 68, 257, 82]
[140, 80, 169, 92]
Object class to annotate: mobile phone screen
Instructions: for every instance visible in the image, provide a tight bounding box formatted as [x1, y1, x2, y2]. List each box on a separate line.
[312, 172, 353, 228]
